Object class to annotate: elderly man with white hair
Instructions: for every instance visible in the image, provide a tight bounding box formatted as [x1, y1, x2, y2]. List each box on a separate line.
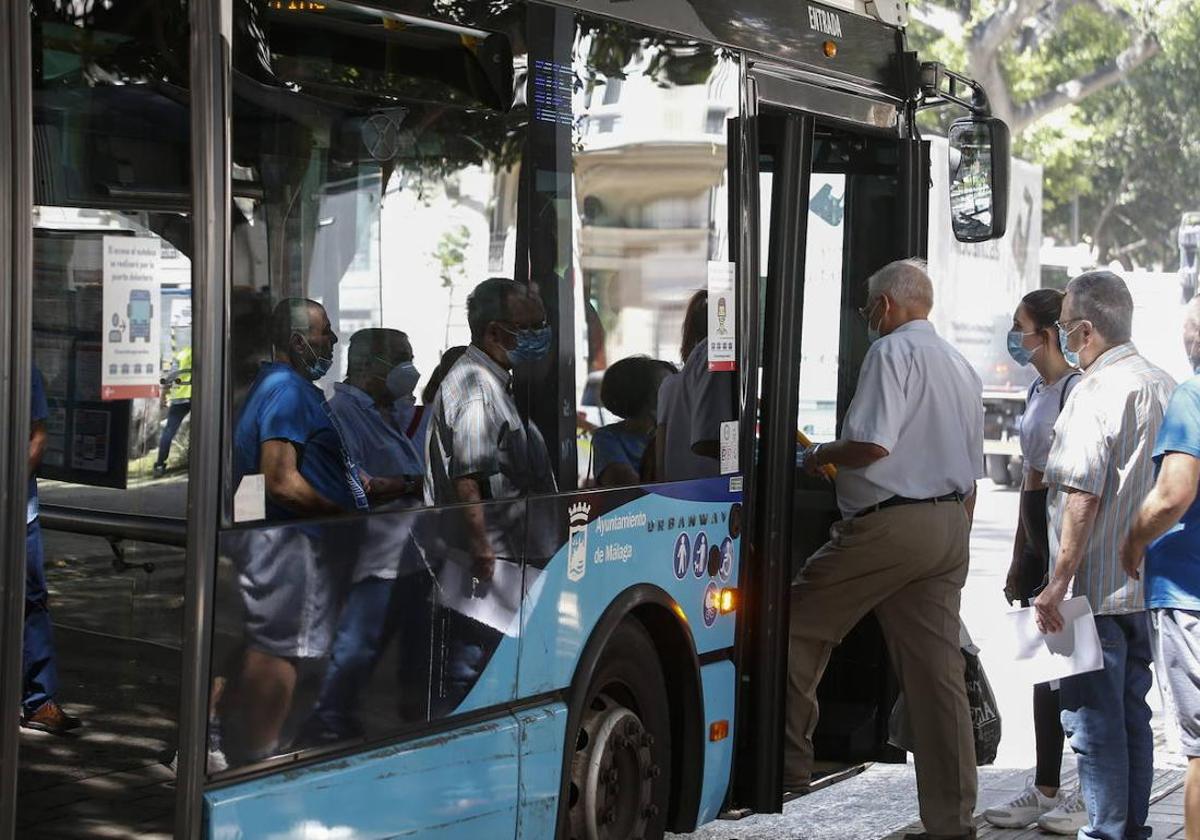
[1036, 271, 1175, 840]
[1119, 296, 1200, 840]
[784, 258, 985, 840]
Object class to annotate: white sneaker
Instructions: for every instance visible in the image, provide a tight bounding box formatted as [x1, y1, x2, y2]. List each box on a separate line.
[1037, 786, 1089, 835]
[983, 778, 1058, 827]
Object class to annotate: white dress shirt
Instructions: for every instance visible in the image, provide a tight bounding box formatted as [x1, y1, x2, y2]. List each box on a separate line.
[834, 319, 985, 519]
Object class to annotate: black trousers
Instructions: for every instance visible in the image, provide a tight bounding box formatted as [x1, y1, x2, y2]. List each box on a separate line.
[1018, 486, 1064, 789]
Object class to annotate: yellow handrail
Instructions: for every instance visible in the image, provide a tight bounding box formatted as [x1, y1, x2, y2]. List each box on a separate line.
[797, 430, 837, 479]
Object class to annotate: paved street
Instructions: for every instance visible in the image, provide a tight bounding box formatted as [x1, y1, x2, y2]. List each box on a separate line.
[677, 480, 1188, 839]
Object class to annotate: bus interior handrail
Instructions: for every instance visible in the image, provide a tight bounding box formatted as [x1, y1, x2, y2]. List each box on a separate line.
[38, 504, 187, 548]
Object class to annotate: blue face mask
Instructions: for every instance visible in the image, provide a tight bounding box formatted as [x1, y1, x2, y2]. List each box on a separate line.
[505, 324, 552, 366]
[298, 334, 333, 380]
[384, 360, 420, 401]
[1058, 324, 1081, 368]
[1006, 330, 1040, 367]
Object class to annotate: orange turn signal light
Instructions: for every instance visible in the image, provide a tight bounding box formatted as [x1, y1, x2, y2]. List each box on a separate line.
[823, 40, 838, 58]
[709, 720, 730, 742]
[718, 588, 737, 614]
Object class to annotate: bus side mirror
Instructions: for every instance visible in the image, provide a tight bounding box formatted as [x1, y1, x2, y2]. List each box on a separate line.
[948, 116, 1010, 243]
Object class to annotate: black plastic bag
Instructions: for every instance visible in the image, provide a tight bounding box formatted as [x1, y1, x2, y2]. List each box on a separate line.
[887, 646, 1002, 767]
[965, 648, 1001, 766]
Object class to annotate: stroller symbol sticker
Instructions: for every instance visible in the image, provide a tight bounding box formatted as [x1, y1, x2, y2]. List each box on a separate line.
[692, 532, 709, 578]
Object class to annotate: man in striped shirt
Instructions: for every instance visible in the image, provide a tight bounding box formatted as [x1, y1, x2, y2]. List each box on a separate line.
[1038, 271, 1176, 840]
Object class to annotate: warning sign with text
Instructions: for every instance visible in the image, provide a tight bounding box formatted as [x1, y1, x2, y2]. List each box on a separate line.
[101, 236, 161, 401]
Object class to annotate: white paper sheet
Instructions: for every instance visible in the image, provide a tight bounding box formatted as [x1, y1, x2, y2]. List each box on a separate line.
[436, 552, 535, 637]
[997, 596, 1103, 685]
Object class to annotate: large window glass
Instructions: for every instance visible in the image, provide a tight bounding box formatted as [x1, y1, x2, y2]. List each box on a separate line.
[21, 1, 191, 835]
[213, 1, 535, 774]
[797, 173, 846, 443]
[569, 24, 740, 488]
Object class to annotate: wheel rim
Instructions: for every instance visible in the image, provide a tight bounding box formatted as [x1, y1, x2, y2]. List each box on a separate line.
[569, 692, 660, 840]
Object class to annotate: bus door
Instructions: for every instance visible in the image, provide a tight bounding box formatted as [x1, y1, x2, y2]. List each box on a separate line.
[734, 71, 929, 812]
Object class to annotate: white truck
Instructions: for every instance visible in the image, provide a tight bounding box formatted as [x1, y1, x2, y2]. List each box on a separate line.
[927, 137, 1044, 486]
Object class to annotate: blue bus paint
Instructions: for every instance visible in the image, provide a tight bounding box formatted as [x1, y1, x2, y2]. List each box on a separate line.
[516, 477, 742, 700]
[205, 708, 570, 839]
[515, 704, 569, 839]
[207, 477, 741, 837]
[697, 660, 737, 825]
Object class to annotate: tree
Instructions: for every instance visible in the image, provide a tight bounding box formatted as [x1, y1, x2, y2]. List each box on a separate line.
[911, 0, 1200, 268]
[911, 0, 1161, 134]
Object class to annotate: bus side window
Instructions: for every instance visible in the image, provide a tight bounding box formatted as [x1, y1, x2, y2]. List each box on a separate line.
[567, 20, 740, 489]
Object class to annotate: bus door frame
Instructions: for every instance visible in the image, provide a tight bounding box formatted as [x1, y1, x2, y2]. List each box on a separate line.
[732, 66, 920, 814]
[732, 93, 815, 815]
[0, 4, 35, 836]
[175, 1, 232, 838]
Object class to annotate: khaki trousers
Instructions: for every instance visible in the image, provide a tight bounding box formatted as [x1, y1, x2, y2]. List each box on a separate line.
[783, 501, 976, 836]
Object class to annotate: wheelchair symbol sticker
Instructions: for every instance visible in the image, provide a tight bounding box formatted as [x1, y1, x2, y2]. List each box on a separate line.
[692, 532, 709, 578]
[719, 537, 734, 580]
[673, 533, 691, 580]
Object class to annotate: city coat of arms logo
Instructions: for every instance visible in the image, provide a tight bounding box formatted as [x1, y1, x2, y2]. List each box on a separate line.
[568, 502, 591, 582]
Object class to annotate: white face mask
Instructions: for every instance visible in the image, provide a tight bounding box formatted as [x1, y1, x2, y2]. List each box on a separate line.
[385, 361, 420, 401]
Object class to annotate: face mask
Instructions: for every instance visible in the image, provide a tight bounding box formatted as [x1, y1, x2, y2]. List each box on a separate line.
[505, 324, 552, 366]
[865, 299, 885, 344]
[385, 360, 420, 401]
[1006, 330, 1041, 367]
[1058, 324, 1081, 368]
[298, 334, 333, 380]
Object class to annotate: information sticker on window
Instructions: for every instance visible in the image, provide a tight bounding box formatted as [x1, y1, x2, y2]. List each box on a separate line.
[720, 420, 739, 475]
[707, 261, 736, 371]
[233, 474, 266, 523]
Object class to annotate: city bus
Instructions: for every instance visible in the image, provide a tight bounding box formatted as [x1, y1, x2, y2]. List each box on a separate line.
[0, 1, 1008, 838]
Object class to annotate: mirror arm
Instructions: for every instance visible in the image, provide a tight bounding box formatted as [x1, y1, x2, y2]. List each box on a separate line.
[917, 62, 991, 116]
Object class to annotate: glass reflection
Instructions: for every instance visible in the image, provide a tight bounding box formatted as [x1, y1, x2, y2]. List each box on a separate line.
[215, 0, 531, 770]
[570, 26, 739, 485]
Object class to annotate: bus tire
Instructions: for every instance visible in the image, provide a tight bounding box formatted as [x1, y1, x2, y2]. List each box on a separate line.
[565, 619, 672, 840]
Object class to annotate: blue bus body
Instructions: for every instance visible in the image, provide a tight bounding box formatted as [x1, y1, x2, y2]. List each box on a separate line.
[206, 479, 742, 835]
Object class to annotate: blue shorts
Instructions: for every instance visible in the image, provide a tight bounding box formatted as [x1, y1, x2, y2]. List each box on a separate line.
[227, 528, 346, 659]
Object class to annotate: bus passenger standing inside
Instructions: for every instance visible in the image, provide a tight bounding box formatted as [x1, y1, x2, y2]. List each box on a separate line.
[301, 327, 424, 743]
[424, 278, 556, 713]
[21, 365, 80, 734]
[1036, 272, 1174, 840]
[787, 259, 984, 840]
[229, 298, 368, 761]
[985, 289, 1085, 833]
[656, 290, 736, 480]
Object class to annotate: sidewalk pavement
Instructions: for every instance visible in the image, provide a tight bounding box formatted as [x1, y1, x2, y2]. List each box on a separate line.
[885, 760, 1188, 839]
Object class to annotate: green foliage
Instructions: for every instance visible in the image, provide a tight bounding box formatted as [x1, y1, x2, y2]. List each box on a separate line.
[911, 0, 1200, 268]
[434, 225, 472, 288]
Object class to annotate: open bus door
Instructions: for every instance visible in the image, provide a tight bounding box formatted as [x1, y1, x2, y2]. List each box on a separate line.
[731, 70, 931, 815]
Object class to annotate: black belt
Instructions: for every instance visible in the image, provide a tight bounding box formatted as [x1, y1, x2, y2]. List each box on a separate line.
[854, 492, 965, 519]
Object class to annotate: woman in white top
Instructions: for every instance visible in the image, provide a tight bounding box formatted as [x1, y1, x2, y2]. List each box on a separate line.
[985, 288, 1085, 832]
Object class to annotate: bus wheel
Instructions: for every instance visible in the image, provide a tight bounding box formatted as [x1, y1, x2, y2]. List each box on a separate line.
[567, 620, 671, 840]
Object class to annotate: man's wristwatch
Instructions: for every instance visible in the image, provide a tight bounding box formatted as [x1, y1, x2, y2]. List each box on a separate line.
[809, 442, 825, 466]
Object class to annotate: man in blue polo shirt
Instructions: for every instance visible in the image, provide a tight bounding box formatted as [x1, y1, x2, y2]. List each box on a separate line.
[21, 366, 79, 734]
[1121, 297, 1200, 840]
[226, 297, 367, 762]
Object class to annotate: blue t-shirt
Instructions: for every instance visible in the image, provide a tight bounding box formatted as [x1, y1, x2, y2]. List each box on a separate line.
[28, 367, 48, 524]
[593, 423, 650, 482]
[1146, 376, 1200, 610]
[234, 362, 367, 520]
